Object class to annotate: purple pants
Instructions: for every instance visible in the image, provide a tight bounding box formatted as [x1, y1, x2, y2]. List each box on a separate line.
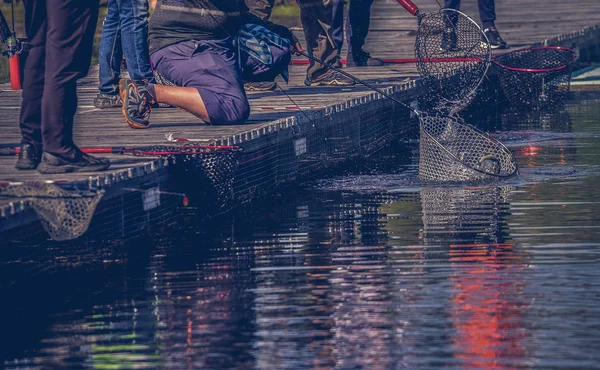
[151, 38, 250, 125]
[151, 38, 289, 125]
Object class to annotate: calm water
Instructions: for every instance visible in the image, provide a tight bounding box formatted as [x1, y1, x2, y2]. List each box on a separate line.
[1, 92, 600, 369]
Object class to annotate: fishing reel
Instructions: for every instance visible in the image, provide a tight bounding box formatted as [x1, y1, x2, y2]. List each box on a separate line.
[1, 33, 25, 58]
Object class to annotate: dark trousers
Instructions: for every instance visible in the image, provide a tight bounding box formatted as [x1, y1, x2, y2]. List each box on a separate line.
[332, 0, 374, 57]
[246, 0, 339, 81]
[444, 0, 496, 28]
[19, 0, 98, 157]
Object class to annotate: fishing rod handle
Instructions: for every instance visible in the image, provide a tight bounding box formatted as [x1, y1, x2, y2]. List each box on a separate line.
[396, 0, 419, 16]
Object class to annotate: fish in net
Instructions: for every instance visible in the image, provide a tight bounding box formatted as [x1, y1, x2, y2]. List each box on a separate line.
[0, 183, 104, 241]
[297, 50, 517, 183]
[493, 46, 576, 110]
[418, 113, 517, 182]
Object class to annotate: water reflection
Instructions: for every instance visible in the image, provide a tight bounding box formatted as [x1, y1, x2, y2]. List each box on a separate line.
[419, 185, 530, 369]
[3, 92, 600, 369]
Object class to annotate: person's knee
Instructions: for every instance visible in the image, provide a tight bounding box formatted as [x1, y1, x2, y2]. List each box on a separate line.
[209, 96, 250, 125]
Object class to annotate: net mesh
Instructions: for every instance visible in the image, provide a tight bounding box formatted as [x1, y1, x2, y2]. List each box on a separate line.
[415, 9, 490, 109]
[493, 47, 575, 110]
[418, 114, 517, 182]
[178, 151, 240, 212]
[0, 183, 104, 241]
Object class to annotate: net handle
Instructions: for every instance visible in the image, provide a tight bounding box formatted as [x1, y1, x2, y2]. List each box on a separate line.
[492, 46, 576, 73]
[297, 50, 418, 116]
[395, 0, 419, 16]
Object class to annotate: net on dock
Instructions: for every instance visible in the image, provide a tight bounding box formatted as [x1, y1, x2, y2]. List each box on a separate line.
[418, 114, 518, 182]
[0, 183, 104, 241]
[493, 47, 576, 110]
[415, 9, 491, 111]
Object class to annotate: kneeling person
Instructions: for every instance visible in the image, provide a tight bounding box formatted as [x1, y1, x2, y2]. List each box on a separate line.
[120, 0, 301, 128]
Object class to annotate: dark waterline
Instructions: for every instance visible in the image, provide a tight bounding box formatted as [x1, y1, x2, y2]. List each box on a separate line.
[1, 91, 599, 369]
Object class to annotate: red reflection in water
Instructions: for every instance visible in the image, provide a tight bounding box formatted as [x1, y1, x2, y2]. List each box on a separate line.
[449, 243, 529, 369]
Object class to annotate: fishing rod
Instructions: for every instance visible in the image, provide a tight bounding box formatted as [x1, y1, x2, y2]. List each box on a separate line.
[0, 145, 242, 157]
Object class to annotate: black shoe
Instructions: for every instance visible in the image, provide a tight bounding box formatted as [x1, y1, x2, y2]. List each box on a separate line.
[334, 58, 343, 69]
[347, 49, 384, 67]
[93, 93, 122, 109]
[15, 143, 41, 170]
[120, 79, 154, 129]
[440, 29, 459, 52]
[304, 69, 355, 86]
[244, 81, 278, 91]
[484, 27, 508, 49]
[37, 151, 110, 174]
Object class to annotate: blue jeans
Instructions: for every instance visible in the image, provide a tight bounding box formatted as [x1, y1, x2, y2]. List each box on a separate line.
[98, 0, 154, 95]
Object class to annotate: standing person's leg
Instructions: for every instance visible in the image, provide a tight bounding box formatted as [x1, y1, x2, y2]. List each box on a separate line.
[297, 0, 352, 85]
[478, 0, 507, 49]
[17, 0, 46, 169]
[95, 0, 124, 108]
[246, 0, 274, 21]
[346, 0, 382, 66]
[117, 0, 154, 82]
[331, 0, 345, 54]
[38, 0, 110, 173]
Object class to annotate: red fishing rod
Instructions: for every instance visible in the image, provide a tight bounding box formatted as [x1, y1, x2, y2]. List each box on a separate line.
[0, 145, 241, 157]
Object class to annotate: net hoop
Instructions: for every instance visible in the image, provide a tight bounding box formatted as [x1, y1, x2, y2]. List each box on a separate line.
[415, 8, 491, 106]
[492, 46, 576, 73]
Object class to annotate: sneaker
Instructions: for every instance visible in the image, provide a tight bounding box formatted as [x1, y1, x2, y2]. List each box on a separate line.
[483, 27, 508, 49]
[37, 151, 110, 174]
[244, 81, 278, 91]
[15, 143, 41, 170]
[93, 93, 122, 109]
[304, 69, 355, 86]
[347, 49, 384, 67]
[119, 79, 154, 129]
[440, 29, 459, 52]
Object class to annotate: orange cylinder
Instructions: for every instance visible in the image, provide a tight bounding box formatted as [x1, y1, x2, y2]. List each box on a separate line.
[9, 54, 21, 90]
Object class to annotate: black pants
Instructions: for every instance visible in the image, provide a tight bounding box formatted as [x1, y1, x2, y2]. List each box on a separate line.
[19, 0, 98, 157]
[332, 0, 374, 57]
[444, 0, 496, 28]
[246, 0, 338, 81]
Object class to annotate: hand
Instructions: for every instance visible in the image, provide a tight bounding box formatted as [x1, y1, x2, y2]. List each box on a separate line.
[288, 30, 304, 56]
[290, 41, 304, 56]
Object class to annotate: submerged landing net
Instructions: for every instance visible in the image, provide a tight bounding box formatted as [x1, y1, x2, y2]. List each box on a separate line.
[0, 183, 104, 241]
[418, 114, 518, 182]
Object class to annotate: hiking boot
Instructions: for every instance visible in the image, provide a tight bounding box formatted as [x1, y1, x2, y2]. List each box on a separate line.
[15, 143, 41, 170]
[483, 27, 508, 49]
[304, 69, 355, 86]
[93, 93, 122, 109]
[120, 78, 154, 129]
[244, 81, 278, 91]
[347, 49, 384, 67]
[440, 29, 459, 52]
[37, 151, 110, 174]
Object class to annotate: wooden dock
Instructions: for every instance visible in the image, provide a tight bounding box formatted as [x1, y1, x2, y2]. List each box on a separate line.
[1, 0, 600, 241]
